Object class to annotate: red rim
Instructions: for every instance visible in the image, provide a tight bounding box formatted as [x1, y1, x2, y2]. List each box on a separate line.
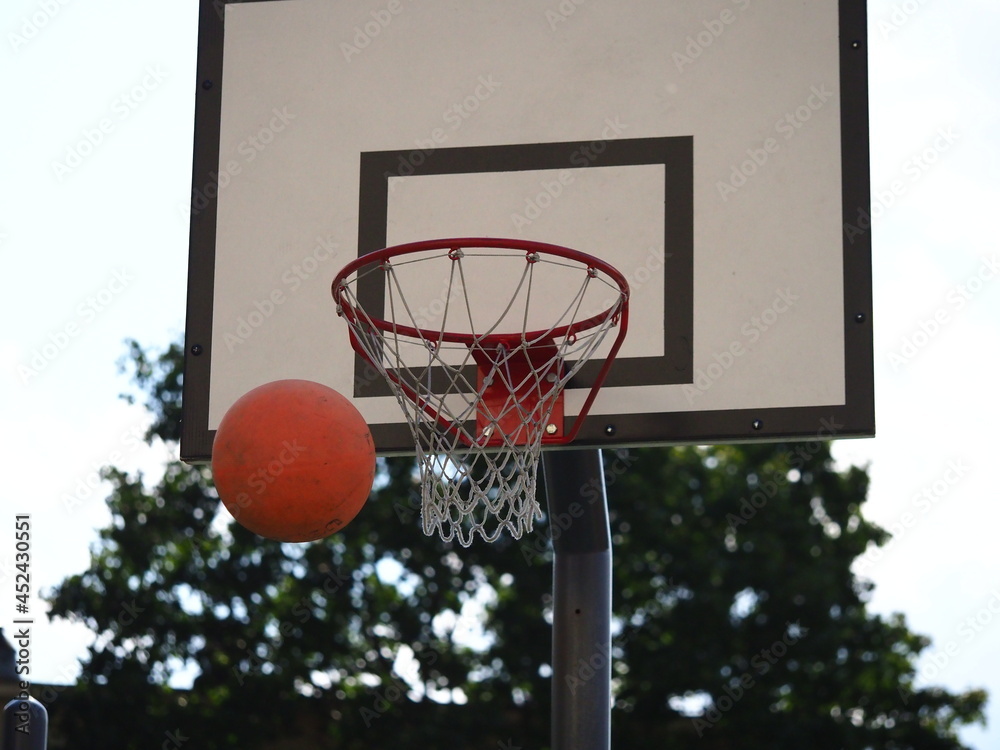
[331, 237, 630, 445]
[332, 238, 629, 345]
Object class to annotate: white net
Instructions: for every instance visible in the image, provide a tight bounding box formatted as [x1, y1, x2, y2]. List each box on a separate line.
[334, 240, 628, 546]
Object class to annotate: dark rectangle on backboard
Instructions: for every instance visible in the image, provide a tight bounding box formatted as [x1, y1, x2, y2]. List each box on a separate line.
[352, 136, 694, 402]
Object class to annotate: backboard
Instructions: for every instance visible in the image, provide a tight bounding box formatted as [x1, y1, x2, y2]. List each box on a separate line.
[181, 0, 873, 462]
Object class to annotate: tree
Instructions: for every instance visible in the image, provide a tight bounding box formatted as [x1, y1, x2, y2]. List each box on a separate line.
[44, 340, 985, 749]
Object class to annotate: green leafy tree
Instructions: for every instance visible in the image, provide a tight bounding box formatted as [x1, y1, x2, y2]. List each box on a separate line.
[44, 341, 985, 749]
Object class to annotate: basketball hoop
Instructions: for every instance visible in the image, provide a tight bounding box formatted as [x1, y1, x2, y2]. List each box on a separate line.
[332, 238, 629, 546]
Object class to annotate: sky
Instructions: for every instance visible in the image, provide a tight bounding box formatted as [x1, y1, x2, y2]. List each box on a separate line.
[1, 0, 998, 747]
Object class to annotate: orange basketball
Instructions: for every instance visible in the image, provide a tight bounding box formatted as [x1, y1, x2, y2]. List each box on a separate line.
[211, 379, 377, 542]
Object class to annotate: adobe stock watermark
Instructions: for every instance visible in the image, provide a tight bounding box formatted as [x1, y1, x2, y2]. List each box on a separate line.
[565, 579, 684, 693]
[406, 275, 466, 330]
[623, 244, 671, 293]
[545, 0, 594, 31]
[887, 253, 996, 371]
[233, 566, 350, 686]
[18, 269, 133, 384]
[692, 623, 809, 735]
[51, 66, 168, 182]
[716, 84, 834, 202]
[386, 74, 502, 191]
[31, 659, 80, 708]
[509, 116, 629, 229]
[521, 449, 638, 565]
[682, 288, 799, 403]
[224, 440, 308, 521]
[565, 640, 612, 696]
[877, 0, 933, 39]
[60, 422, 148, 513]
[672, 0, 752, 72]
[584, 244, 671, 317]
[561, 591, 687, 695]
[161, 730, 190, 750]
[390, 488, 424, 527]
[724, 417, 847, 534]
[184, 106, 296, 219]
[8, 0, 72, 52]
[221, 235, 339, 352]
[575, 243, 670, 335]
[844, 127, 960, 245]
[360, 647, 439, 726]
[855, 459, 970, 576]
[900, 588, 1000, 705]
[340, 0, 408, 63]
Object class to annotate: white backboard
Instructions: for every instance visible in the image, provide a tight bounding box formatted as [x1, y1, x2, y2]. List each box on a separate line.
[182, 0, 874, 460]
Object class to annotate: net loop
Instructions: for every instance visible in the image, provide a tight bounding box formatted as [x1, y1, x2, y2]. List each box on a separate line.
[332, 238, 629, 545]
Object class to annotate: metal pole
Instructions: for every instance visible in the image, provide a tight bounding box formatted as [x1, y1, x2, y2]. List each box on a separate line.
[542, 448, 611, 750]
[2, 697, 48, 750]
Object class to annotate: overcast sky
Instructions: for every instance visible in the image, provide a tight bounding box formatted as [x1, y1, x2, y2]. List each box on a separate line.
[2, 1, 998, 748]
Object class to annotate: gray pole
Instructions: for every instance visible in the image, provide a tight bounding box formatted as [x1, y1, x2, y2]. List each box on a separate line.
[2, 696, 47, 750]
[542, 449, 612, 750]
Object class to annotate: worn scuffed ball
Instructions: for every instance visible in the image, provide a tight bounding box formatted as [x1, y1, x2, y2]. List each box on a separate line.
[211, 379, 376, 542]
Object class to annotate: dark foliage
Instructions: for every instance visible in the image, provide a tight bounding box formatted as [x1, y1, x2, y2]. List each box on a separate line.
[45, 341, 985, 749]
